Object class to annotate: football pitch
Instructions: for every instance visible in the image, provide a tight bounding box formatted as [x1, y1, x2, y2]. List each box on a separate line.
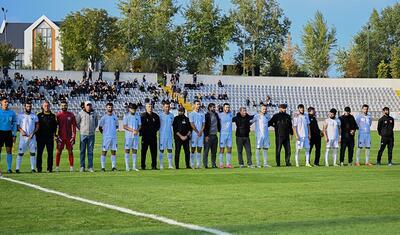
[0, 131, 399, 234]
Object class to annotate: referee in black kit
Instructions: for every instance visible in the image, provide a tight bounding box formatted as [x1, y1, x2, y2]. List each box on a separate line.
[269, 104, 293, 166]
[172, 107, 192, 169]
[140, 103, 160, 170]
[377, 107, 394, 166]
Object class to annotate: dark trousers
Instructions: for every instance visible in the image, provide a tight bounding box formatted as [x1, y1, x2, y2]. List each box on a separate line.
[174, 138, 190, 169]
[276, 136, 291, 166]
[377, 137, 394, 164]
[340, 138, 355, 163]
[203, 134, 218, 167]
[141, 138, 158, 169]
[37, 139, 54, 172]
[236, 137, 252, 166]
[310, 136, 321, 165]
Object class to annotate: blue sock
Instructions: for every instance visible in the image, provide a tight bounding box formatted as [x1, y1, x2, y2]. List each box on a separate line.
[6, 153, 12, 171]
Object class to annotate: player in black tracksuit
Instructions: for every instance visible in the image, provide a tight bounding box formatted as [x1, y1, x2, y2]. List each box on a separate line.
[339, 107, 359, 166]
[377, 107, 394, 166]
[269, 104, 293, 166]
[308, 107, 322, 166]
[172, 107, 192, 169]
[140, 103, 160, 170]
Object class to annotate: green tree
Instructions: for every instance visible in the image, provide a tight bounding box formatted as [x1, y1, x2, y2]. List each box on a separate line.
[0, 43, 18, 68]
[119, 0, 182, 73]
[280, 34, 298, 77]
[31, 35, 50, 70]
[60, 8, 119, 70]
[390, 47, 400, 78]
[335, 47, 361, 78]
[300, 11, 336, 77]
[104, 47, 131, 72]
[231, 0, 290, 76]
[377, 60, 390, 78]
[183, 0, 233, 74]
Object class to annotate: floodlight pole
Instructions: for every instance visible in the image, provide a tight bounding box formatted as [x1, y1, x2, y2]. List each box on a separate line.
[367, 24, 371, 78]
[1, 7, 7, 43]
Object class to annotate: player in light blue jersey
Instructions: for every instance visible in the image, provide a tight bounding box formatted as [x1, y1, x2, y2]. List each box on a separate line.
[99, 103, 119, 171]
[251, 104, 270, 168]
[0, 97, 17, 175]
[355, 104, 373, 166]
[122, 103, 141, 171]
[218, 103, 234, 168]
[189, 100, 205, 169]
[159, 101, 175, 169]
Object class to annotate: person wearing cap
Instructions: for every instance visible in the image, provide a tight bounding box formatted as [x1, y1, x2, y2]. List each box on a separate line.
[323, 108, 341, 167]
[338, 107, 358, 166]
[173, 107, 192, 169]
[36, 100, 57, 172]
[76, 101, 98, 172]
[377, 107, 394, 166]
[269, 104, 293, 166]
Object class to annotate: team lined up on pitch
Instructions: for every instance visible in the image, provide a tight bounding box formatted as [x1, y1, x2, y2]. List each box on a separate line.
[0, 97, 395, 175]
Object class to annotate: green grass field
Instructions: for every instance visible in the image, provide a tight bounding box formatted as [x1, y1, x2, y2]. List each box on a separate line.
[0, 131, 399, 235]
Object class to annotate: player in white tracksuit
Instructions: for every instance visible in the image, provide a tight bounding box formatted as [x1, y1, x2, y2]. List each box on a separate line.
[355, 104, 373, 166]
[251, 104, 270, 168]
[17, 102, 39, 173]
[292, 104, 312, 167]
[123, 103, 141, 171]
[159, 102, 175, 169]
[218, 103, 234, 168]
[323, 108, 341, 167]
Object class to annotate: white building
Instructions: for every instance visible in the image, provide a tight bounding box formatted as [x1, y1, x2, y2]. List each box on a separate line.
[0, 15, 63, 70]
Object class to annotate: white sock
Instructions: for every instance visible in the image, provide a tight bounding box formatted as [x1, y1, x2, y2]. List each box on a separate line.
[333, 149, 338, 164]
[16, 155, 22, 170]
[111, 155, 116, 168]
[196, 153, 201, 167]
[30, 155, 36, 170]
[263, 150, 268, 166]
[124, 153, 130, 170]
[132, 154, 137, 169]
[356, 148, 361, 163]
[366, 149, 370, 163]
[295, 149, 300, 166]
[256, 149, 260, 166]
[159, 152, 164, 168]
[190, 153, 194, 167]
[305, 149, 310, 165]
[219, 153, 223, 165]
[325, 149, 330, 166]
[167, 152, 173, 168]
[101, 155, 106, 169]
[226, 153, 231, 165]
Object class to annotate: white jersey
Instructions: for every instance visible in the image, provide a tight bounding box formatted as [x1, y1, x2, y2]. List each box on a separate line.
[324, 118, 341, 140]
[218, 112, 233, 135]
[355, 113, 372, 134]
[99, 113, 118, 138]
[123, 113, 141, 139]
[189, 110, 205, 131]
[159, 112, 174, 139]
[253, 113, 270, 137]
[17, 112, 38, 136]
[293, 113, 310, 138]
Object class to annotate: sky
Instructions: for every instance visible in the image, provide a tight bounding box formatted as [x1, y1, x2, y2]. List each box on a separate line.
[1, 0, 399, 76]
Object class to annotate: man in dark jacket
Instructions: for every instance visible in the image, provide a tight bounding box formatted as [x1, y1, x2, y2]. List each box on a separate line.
[377, 107, 394, 166]
[308, 107, 323, 166]
[203, 103, 221, 168]
[172, 107, 192, 169]
[233, 107, 254, 167]
[339, 107, 359, 166]
[36, 101, 57, 172]
[269, 104, 293, 166]
[140, 103, 160, 170]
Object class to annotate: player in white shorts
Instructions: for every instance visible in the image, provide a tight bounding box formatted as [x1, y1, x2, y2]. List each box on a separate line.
[218, 103, 234, 168]
[323, 108, 341, 166]
[159, 101, 175, 169]
[189, 100, 205, 169]
[16, 102, 39, 173]
[251, 104, 270, 168]
[355, 104, 373, 166]
[99, 103, 119, 171]
[123, 103, 141, 172]
[292, 104, 312, 167]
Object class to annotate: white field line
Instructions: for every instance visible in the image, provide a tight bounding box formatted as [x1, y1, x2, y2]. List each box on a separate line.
[0, 176, 231, 235]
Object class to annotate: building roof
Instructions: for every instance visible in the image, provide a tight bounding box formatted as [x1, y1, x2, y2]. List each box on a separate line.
[0, 22, 31, 49]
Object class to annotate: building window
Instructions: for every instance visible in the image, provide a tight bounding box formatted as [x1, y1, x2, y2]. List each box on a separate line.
[35, 28, 52, 49]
